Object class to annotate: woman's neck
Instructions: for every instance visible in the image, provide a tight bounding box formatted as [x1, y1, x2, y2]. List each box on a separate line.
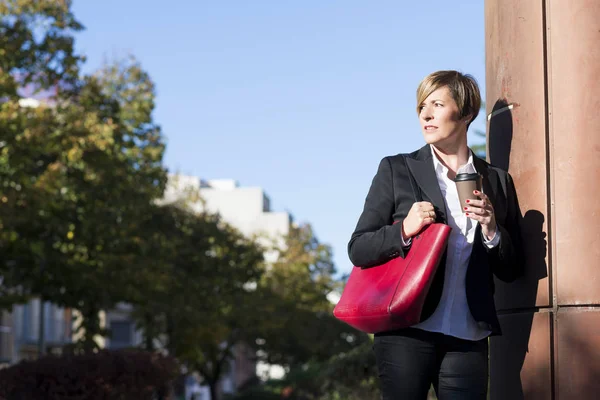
[431, 142, 470, 177]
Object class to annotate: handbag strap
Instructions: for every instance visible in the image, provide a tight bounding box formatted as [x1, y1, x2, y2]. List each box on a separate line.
[403, 155, 423, 203]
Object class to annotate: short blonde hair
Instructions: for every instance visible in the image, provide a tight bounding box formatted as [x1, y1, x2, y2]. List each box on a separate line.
[416, 70, 481, 127]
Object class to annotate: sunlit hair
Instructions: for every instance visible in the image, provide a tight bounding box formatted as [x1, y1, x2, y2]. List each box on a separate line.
[416, 70, 481, 129]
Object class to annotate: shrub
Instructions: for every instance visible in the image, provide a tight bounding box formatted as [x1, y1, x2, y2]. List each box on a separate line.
[0, 349, 178, 400]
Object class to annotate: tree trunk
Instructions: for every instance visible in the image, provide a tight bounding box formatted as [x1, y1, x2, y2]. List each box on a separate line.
[37, 296, 45, 357]
[80, 302, 101, 353]
[208, 359, 223, 400]
[165, 315, 175, 354]
[144, 312, 154, 351]
[208, 380, 219, 400]
[37, 257, 48, 357]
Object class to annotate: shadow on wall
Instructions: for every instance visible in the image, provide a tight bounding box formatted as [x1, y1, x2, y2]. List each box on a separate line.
[488, 99, 515, 172]
[486, 99, 549, 400]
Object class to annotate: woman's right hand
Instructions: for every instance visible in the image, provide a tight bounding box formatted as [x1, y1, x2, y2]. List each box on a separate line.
[401, 201, 436, 240]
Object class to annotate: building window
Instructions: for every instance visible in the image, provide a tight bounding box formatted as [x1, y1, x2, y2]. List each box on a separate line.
[109, 321, 133, 348]
[263, 194, 271, 212]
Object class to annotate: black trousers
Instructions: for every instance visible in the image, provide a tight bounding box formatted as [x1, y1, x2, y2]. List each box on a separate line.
[373, 328, 488, 400]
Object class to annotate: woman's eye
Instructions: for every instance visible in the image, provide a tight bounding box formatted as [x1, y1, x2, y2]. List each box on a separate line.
[435, 103, 443, 107]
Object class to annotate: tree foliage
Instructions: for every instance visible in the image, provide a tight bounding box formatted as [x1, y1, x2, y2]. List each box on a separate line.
[129, 203, 264, 400]
[0, 0, 82, 307]
[254, 223, 368, 368]
[0, 0, 83, 97]
[0, 1, 167, 351]
[1, 4, 378, 399]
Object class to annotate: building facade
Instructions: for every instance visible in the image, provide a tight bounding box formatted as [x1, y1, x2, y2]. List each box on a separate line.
[0, 300, 72, 365]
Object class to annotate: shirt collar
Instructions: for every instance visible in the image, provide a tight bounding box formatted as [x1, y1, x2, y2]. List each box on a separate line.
[430, 145, 477, 176]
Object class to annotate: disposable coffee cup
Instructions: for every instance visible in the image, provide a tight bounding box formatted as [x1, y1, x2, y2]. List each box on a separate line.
[454, 173, 482, 212]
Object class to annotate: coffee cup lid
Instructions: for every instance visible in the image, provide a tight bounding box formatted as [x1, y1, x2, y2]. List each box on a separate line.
[454, 173, 480, 182]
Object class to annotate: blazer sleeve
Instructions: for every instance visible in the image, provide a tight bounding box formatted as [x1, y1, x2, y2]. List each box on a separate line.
[486, 172, 525, 282]
[348, 157, 407, 268]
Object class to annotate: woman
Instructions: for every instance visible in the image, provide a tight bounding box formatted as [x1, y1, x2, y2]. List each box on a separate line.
[348, 70, 524, 399]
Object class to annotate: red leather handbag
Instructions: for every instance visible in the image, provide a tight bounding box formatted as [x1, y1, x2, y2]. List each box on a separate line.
[333, 158, 451, 334]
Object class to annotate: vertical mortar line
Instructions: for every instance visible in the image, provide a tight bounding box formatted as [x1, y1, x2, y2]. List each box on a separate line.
[541, 0, 558, 398]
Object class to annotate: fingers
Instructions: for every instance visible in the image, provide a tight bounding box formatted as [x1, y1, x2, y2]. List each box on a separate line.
[474, 190, 487, 200]
[466, 212, 485, 223]
[413, 201, 434, 211]
[415, 203, 436, 220]
[417, 215, 436, 228]
[419, 211, 436, 230]
[464, 205, 487, 216]
[412, 202, 436, 223]
[466, 211, 492, 228]
[404, 202, 436, 238]
[465, 190, 495, 224]
[464, 198, 487, 208]
[464, 191, 493, 211]
[423, 216, 435, 225]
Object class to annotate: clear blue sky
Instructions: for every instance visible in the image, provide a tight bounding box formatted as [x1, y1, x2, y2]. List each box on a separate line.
[71, 1, 486, 275]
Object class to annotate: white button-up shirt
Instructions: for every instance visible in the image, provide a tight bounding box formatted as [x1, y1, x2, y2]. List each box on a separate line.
[411, 147, 500, 340]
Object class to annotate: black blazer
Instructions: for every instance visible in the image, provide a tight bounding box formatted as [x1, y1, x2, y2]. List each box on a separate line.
[348, 144, 524, 335]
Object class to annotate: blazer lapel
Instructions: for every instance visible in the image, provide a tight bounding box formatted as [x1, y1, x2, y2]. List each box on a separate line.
[473, 154, 498, 204]
[405, 145, 448, 223]
[472, 154, 501, 247]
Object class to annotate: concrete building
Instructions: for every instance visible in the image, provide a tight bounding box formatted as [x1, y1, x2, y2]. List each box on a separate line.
[163, 176, 291, 264]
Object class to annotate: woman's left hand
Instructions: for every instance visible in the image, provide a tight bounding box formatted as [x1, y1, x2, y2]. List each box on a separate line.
[464, 190, 497, 240]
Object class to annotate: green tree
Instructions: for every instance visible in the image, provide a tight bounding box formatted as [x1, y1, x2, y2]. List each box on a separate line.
[0, 0, 83, 309]
[0, 0, 168, 352]
[61, 58, 167, 351]
[131, 202, 265, 400]
[255, 224, 369, 368]
[0, 0, 83, 98]
[316, 340, 379, 400]
[227, 223, 374, 400]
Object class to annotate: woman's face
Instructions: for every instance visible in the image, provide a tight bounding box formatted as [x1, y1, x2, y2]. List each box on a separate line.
[419, 86, 467, 148]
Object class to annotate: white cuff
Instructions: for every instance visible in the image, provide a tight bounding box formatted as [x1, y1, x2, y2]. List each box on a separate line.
[483, 229, 501, 249]
[401, 234, 412, 248]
